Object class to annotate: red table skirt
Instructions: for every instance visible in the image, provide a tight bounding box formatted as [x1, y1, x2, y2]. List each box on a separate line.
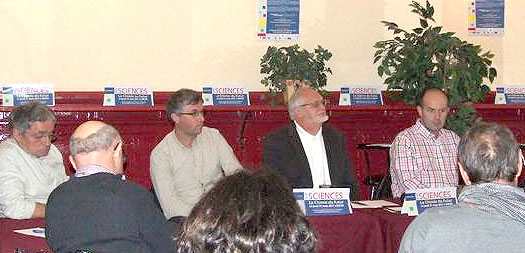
[309, 209, 414, 253]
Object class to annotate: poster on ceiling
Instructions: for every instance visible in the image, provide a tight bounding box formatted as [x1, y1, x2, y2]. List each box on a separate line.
[257, 0, 300, 41]
[468, 0, 504, 36]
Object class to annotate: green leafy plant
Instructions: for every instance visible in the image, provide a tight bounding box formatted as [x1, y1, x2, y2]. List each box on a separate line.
[373, 0, 496, 105]
[445, 103, 483, 136]
[260, 44, 333, 94]
[373, 0, 497, 136]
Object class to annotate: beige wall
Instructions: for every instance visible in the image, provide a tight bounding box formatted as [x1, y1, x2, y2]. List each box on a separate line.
[0, 0, 521, 91]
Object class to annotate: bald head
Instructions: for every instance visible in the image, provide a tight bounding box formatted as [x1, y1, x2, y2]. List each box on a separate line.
[69, 121, 123, 173]
[70, 121, 121, 156]
[71, 121, 106, 140]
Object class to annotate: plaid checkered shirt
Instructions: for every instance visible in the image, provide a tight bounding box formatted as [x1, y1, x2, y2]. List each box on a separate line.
[390, 119, 460, 198]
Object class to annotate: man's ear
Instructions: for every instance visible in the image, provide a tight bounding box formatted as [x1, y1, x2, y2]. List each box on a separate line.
[69, 156, 77, 170]
[112, 141, 122, 158]
[293, 107, 303, 120]
[458, 162, 472, 185]
[416, 105, 423, 118]
[12, 128, 21, 139]
[516, 151, 523, 182]
[170, 113, 180, 124]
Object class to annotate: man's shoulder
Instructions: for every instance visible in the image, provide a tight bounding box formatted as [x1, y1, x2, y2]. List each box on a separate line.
[403, 204, 470, 241]
[322, 124, 344, 138]
[54, 174, 150, 201]
[395, 123, 419, 138]
[199, 126, 222, 137]
[440, 128, 460, 140]
[411, 203, 525, 230]
[265, 122, 295, 139]
[414, 204, 466, 222]
[0, 138, 19, 157]
[46, 144, 65, 162]
[151, 131, 175, 154]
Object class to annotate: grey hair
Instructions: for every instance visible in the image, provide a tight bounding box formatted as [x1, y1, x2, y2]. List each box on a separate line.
[9, 101, 56, 134]
[69, 125, 121, 156]
[458, 122, 520, 183]
[166, 89, 203, 123]
[287, 87, 309, 120]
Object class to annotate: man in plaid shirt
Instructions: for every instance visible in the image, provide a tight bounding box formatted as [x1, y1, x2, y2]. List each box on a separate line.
[390, 88, 460, 198]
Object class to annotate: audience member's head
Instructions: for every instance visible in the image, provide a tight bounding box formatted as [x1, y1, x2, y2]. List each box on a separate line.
[458, 122, 522, 185]
[69, 121, 124, 174]
[288, 87, 327, 133]
[167, 89, 204, 124]
[9, 101, 56, 157]
[416, 88, 450, 135]
[177, 170, 317, 253]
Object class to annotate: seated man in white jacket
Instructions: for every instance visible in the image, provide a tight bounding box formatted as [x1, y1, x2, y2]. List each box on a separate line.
[0, 102, 67, 219]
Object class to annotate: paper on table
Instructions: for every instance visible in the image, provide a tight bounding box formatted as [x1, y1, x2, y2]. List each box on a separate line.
[351, 200, 398, 209]
[14, 227, 46, 238]
[385, 206, 403, 213]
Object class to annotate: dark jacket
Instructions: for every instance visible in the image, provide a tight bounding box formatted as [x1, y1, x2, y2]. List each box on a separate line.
[263, 123, 359, 200]
[46, 173, 174, 253]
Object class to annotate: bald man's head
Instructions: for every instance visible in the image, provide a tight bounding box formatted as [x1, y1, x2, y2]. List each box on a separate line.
[70, 121, 121, 156]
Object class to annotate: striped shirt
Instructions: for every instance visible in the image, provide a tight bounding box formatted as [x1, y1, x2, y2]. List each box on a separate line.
[390, 120, 460, 198]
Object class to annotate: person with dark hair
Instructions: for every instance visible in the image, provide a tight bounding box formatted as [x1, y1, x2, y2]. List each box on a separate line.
[150, 88, 242, 234]
[390, 88, 460, 198]
[399, 122, 525, 252]
[46, 121, 174, 252]
[263, 87, 359, 200]
[0, 101, 67, 219]
[177, 170, 317, 253]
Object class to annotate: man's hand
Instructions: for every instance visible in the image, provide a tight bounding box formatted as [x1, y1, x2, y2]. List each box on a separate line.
[31, 203, 46, 218]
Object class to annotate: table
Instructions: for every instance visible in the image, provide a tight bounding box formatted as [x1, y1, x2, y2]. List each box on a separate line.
[0, 218, 50, 253]
[1, 209, 414, 253]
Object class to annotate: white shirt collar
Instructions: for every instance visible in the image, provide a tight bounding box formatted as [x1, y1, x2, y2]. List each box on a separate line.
[294, 121, 322, 139]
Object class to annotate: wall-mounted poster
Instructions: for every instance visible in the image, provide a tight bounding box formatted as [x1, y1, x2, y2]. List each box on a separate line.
[468, 0, 504, 36]
[257, 0, 300, 41]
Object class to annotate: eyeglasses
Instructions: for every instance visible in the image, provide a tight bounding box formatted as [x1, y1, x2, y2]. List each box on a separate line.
[26, 132, 57, 142]
[299, 99, 326, 108]
[178, 111, 205, 117]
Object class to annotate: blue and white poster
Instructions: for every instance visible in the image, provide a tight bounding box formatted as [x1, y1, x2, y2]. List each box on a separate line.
[495, 87, 525, 104]
[202, 86, 250, 106]
[103, 86, 153, 106]
[293, 188, 352, 216]
[2, 83, 55, 106]
[402, 187, 457, 216]
[257, 0, 300, 41]
[339, 86, 383, 106]
[468, 0, 504, 36]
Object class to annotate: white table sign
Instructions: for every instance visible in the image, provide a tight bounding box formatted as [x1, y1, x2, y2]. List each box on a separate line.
[339, 86, 383, 105]
[495, 87, 525, 104]
[202, 86, 250, 106]
[293, 188, 352, 216]
[2, 83, 55, 106]
[402, 187, 457, 216]
[103, 86, 153, 106]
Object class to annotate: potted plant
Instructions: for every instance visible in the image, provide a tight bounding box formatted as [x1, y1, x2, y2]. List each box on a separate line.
[260, 44, 332, 103]
[373, 0, 497, 136]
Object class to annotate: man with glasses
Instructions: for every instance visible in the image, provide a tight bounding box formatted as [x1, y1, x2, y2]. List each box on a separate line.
[263, 87, 359, 200]
[390, 88, 460, 198]
[150, 88, 242, 235]
[0, 101, 67, 219]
